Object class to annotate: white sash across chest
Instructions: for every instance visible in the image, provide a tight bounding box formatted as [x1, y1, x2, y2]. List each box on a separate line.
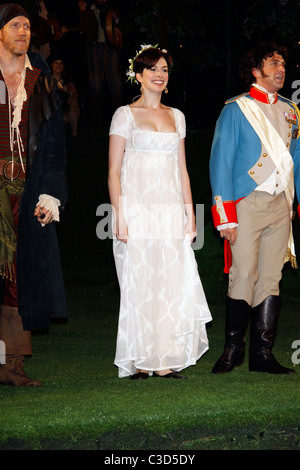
[236, 96, 297, 267]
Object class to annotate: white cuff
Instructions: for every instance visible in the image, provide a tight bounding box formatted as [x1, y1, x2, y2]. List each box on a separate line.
[37, 194, 61, 222]
[217, 222, 238, 231]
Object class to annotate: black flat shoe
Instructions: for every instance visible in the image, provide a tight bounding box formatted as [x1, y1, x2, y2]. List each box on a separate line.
[130, 372, 149, 380]
[153, 371, 187, 379]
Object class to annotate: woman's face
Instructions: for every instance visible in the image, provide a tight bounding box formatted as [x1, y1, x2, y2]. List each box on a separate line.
[137, 57, 169, 93]
[52, 59, 64, 75]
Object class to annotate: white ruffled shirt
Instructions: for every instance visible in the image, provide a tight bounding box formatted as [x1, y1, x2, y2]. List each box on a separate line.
[1, 54, 61, 225]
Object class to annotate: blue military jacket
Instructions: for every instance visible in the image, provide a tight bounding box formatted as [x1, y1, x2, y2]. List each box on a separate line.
[209, 86, 300, 228]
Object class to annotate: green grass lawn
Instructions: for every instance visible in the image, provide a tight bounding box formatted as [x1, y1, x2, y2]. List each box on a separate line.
[0, 225, 299, 451]
[0, 127, 299, 451]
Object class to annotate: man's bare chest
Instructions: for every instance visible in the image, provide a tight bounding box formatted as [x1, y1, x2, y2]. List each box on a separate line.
[2, 72, 22, 100]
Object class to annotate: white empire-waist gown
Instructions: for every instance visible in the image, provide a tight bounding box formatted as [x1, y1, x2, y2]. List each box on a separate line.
[109, 106, 212, 377]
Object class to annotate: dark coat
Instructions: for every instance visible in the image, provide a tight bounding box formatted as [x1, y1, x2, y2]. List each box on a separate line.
[17, 53, 68, 331]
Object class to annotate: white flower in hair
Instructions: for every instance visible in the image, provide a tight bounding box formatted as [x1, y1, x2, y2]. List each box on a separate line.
[126, 43, 167, 85]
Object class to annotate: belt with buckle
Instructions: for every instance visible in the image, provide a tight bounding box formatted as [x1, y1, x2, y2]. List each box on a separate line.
[0, 160, 26, 181]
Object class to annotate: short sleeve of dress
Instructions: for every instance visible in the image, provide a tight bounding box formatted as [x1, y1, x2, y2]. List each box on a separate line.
[173, 108, 186, 139]
[109, 106, 130, 139]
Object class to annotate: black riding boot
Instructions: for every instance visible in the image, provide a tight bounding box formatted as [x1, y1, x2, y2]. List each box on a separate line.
[212, 297, 251, 374]
[249, 295, 295, 374]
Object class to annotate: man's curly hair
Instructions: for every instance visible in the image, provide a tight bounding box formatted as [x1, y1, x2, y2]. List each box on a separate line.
[239, 42, 288, 89]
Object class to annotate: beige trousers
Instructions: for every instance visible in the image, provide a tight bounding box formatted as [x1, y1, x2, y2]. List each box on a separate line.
[228, 191, 290, 307]
[0, 305, 32, 356]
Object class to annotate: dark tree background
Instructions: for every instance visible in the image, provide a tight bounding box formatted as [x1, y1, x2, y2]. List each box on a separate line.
[112, 0, 300, 127]
[6, 0, 300, 126]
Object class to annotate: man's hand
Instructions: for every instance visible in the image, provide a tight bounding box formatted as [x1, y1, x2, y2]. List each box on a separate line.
[220, 227, 237, 245]
[34, 205, 54, 225]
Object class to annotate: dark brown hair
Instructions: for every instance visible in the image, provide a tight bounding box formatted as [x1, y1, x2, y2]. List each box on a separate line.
[133, 47, 173, 76]
[239, 41, 288, 89]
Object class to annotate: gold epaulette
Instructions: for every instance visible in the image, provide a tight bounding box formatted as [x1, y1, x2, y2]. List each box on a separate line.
[225, 92, 248, 105]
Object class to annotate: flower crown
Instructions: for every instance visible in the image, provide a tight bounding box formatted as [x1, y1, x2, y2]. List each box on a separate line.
[126, 44, 167, 85]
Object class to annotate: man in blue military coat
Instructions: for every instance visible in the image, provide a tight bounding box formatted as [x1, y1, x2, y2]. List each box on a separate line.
[209, 42, 300, 375]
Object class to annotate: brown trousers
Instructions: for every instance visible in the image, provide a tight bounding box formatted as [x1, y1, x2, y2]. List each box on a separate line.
[228, 191, 290, 307]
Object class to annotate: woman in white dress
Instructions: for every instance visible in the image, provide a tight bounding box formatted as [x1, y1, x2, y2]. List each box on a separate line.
[108, 45, 212, 380]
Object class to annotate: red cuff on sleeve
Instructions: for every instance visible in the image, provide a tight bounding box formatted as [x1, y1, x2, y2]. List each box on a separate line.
[298, 204, 300, 219]
[211, 201, 238, 228]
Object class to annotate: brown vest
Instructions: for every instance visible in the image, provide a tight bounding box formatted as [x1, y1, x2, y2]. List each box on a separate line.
[0, 66, 40, 185]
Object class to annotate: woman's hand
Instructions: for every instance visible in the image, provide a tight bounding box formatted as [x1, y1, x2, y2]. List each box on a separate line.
[115, 217, 128, 243]
[184, 218, 197, 243]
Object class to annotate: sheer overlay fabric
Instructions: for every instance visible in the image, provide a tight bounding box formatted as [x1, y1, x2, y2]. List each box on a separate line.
[110, 106, 212, 377]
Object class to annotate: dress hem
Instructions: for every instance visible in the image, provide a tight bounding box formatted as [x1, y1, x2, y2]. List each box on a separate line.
[115, 345, 209, 378]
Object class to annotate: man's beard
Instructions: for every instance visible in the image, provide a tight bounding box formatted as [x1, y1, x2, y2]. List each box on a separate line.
[14, 50, 27, 57]
[1, 37, 29, 56]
